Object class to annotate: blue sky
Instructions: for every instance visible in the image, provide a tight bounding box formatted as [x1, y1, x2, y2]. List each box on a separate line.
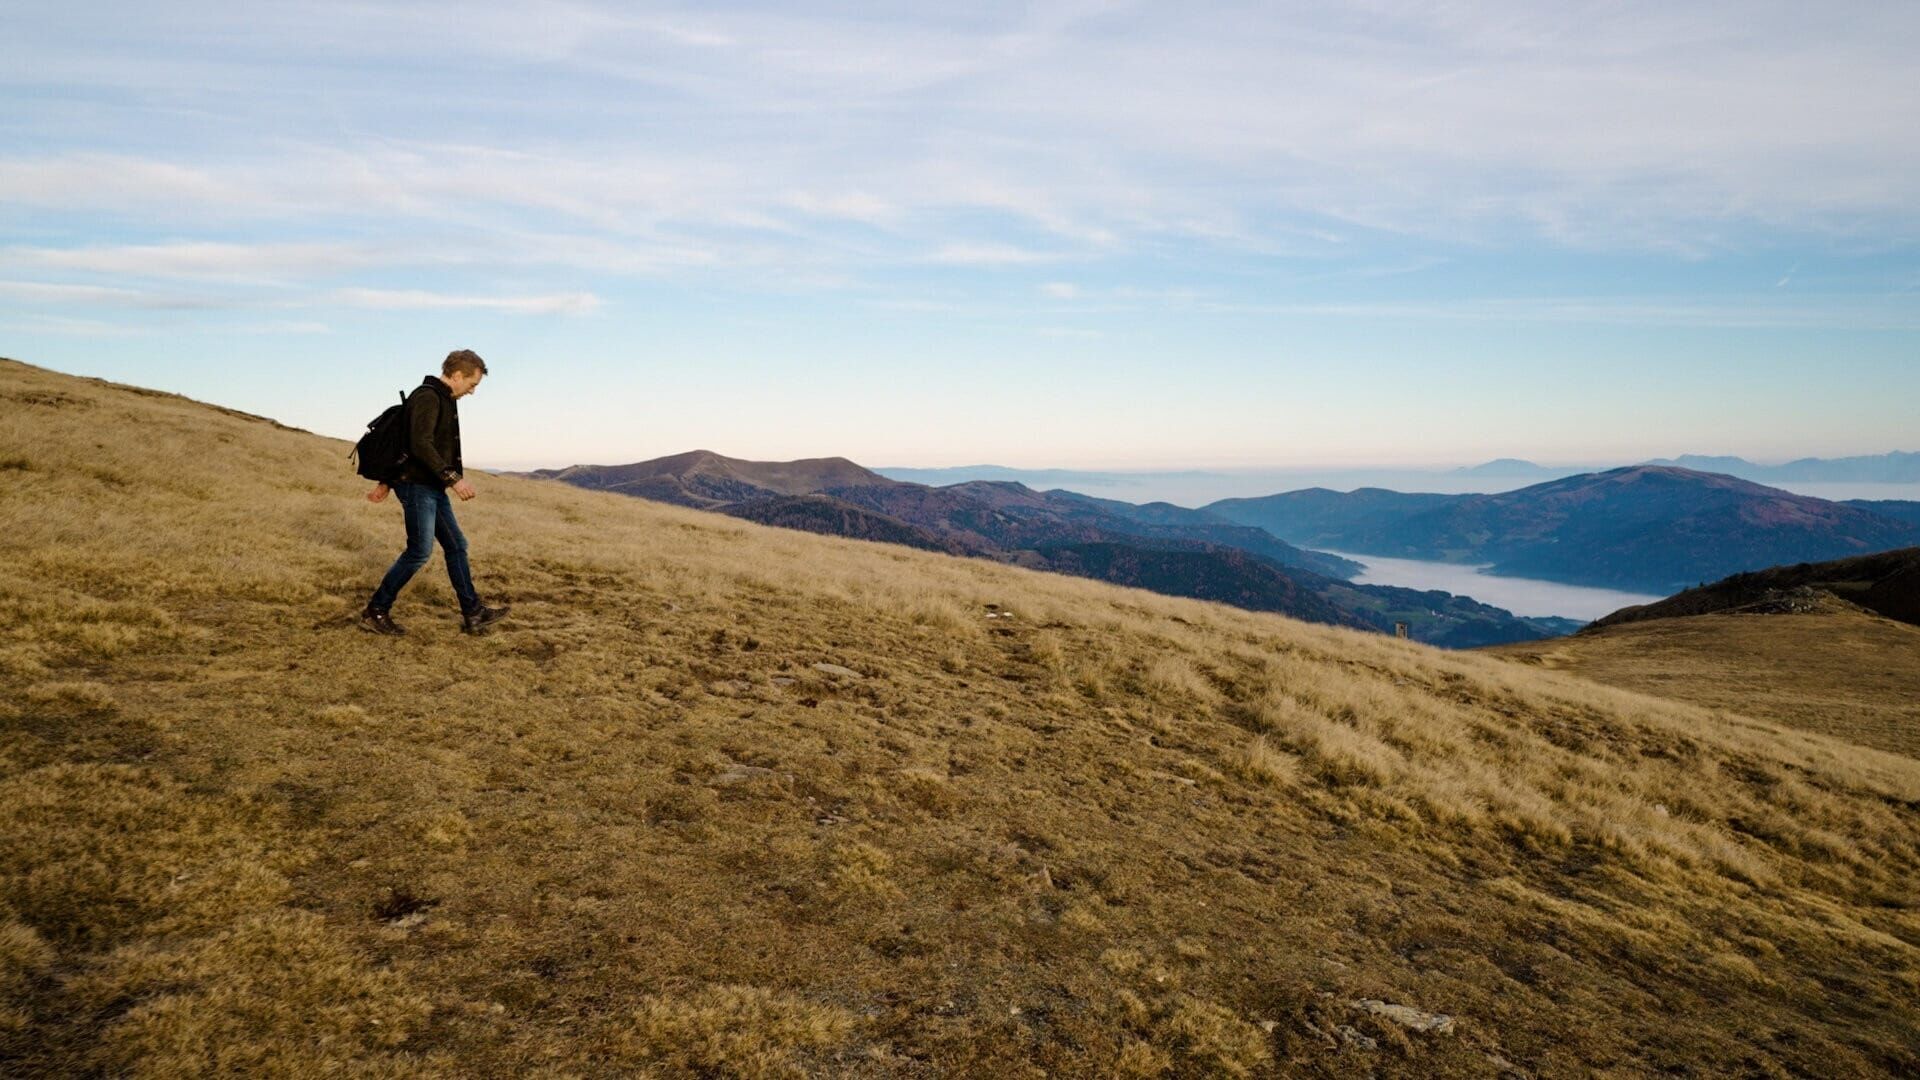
[4, 1, 1917, 470]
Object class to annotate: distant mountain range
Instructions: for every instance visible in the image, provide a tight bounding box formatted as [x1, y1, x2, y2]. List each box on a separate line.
[1206, 466, 1920, 595]
[535, 451, 1577, 646]
[873, 451, 1920, 501]
[537, 451, 1358, 577]
[1642, 451, 1920, 485]
[1448, 452, 1920, 486]
[1449, 458, 1576, 480]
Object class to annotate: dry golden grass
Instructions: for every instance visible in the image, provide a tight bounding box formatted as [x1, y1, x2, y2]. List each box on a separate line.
[1488, 610, 1920, 759]
[2, 356, 1918, 1077]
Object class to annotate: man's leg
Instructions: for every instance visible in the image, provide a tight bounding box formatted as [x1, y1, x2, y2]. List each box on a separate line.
[369, 483, 439, 612]
[432, 487, 481, 615]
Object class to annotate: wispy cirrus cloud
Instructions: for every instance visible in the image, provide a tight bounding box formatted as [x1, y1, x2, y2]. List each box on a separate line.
[3, 241, 394, 284]
[1192, 296, 1920, 332]
[0, 281, 151, 305]
[328, 288, 603, 316]
[921, 243, 1071, 267]
[0, 279, 244, 310]
[1, 276, 603, 317]
[9, 3, 1914, 261]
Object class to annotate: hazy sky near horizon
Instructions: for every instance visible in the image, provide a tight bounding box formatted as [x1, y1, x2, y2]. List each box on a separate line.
[4, 2, 1918, 469]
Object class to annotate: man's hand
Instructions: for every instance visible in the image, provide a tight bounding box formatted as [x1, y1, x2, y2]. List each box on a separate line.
[366, 483, 390, 503]
[451, 478, 477, 502]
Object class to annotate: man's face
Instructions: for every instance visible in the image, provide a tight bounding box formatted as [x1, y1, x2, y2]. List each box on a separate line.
[446, 369, 484, 399]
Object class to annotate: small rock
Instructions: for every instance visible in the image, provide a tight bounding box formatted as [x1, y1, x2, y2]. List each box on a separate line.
[811, 662, 863, 679]
[1336, 1025, 1378, 1051]
[1349, 999, 1456, 1036]
[770, 676, 797, 686]
[1487, 1052, 1530, 1078]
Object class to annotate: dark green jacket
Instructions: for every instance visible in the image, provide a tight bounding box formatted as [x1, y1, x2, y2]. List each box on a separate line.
[395, 377, 463, 488]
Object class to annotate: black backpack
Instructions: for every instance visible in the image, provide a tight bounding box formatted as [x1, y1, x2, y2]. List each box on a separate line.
[350, 391, 411, 483]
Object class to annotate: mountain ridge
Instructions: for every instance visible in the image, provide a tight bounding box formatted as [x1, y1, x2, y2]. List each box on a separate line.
[537, 451, 1574, 646]
[1589, 545, 1920, 631]
[1206, 466, 1920, 594]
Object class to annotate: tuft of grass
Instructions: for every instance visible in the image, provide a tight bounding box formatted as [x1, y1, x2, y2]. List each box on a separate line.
[1231, 735, 1300, 788]
[0, 914, 53, 1046]
[1152, 997, 1272, 1077]
[825, 841, 905, 904]
[1139, 655, 1220, 706]
[23, 680, 117, 716]
[416, 809, 476, 851]
[1113, 1037, 1174, 1078]
[621, 983, 858, 1079]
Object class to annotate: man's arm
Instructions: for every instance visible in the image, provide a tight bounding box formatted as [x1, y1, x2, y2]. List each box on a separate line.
[405, 390, 459, 487]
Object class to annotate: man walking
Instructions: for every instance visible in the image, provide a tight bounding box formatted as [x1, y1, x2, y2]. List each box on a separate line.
[360, 350, 510, 636]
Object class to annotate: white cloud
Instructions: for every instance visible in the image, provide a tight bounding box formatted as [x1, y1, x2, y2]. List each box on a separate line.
[1040, 282, 1080, 299]
[0, 155, 254, 215]
[0, 314, 149, 337]
[230, 320, 330, 335]
[780, 191, 901, 226]
[3, 241, 390, 283]
[922, 243, 1068, 266]
[0, 279, 238, 309]
[1195, 296, 1920, 332]
[0, 280, 146, 304]
[328, 288, 603, 315]
[0, 277, 601, 318]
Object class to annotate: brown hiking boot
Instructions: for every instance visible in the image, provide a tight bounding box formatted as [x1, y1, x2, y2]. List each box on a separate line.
[360, 606, 406, 636]
[461, 602, 510, 635]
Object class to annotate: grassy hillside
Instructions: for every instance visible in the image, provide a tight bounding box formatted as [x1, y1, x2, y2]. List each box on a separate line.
[2, 357, 1918, 1078]
[1487, 609, 1920, 760]
[1486, 551, 1920, 761]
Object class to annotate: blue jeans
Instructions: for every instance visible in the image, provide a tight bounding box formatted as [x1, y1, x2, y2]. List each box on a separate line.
[369, 482, 480, 613]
